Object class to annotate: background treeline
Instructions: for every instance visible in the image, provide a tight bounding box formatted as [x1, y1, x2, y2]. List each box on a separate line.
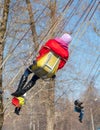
[0, 0, 99, 130]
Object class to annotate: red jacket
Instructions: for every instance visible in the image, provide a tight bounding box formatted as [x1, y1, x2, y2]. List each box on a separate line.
[12, 97, 20, 107]
[36, 39, 69, 70]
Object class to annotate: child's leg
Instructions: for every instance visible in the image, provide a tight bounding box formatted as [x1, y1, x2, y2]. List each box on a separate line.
[79, 110, 84, 122]
[17, 65, 35, 90]
[11, 65, 33, 96]
[12, 74, 40, 97]
[20, 74, 40, 94]
[14, 107, 21, 115]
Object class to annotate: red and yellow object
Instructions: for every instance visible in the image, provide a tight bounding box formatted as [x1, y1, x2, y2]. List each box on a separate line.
[12, 96, 25, 107]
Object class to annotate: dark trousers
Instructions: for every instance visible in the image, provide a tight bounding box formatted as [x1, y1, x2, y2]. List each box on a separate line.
[11, 64, 40, 97]
[24, 65, 39, 82]
[75, 107, 84, 121]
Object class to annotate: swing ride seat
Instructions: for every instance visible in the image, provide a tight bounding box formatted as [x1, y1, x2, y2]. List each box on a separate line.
[31, 52, 60, 79]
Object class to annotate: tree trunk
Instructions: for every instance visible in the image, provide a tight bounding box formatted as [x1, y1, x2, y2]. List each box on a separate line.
[0, 0, 10, 129]
[46, 80, 55, 130]
[49, 0, 57, 37]
[26, 0, 39, 49]
[26, 1, 56, 130]
[46, 1, 56, 130]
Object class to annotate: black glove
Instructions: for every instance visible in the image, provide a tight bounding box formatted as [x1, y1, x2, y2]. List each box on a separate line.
[33, 60, 37, 65]
[52, 75, 56, 79]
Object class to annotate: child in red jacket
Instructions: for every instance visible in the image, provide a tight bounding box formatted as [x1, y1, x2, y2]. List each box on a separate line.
[11, 33, 72, 97]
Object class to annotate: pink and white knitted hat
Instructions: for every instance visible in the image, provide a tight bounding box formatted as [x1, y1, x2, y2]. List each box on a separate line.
[60, 33, 72, 44]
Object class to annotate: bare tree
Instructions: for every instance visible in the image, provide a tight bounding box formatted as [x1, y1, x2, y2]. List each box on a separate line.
[0, 0, 10, 129]
[26, 0, 39, 48]
[2, 0, 100, 130]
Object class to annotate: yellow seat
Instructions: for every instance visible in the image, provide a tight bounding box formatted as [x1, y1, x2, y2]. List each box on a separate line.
[31, 52, 60, 79]
[17, 97, 25, 106]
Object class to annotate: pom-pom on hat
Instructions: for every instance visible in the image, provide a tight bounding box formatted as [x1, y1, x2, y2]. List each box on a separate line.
[60, 33, 72, 44]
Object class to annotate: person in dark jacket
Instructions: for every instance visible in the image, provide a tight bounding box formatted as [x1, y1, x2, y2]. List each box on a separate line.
[74, 100, 84, 123]
[11, 33, 72, 97]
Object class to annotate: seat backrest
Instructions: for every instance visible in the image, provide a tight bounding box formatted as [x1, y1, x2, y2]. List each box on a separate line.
[32, 52, 60, 79]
